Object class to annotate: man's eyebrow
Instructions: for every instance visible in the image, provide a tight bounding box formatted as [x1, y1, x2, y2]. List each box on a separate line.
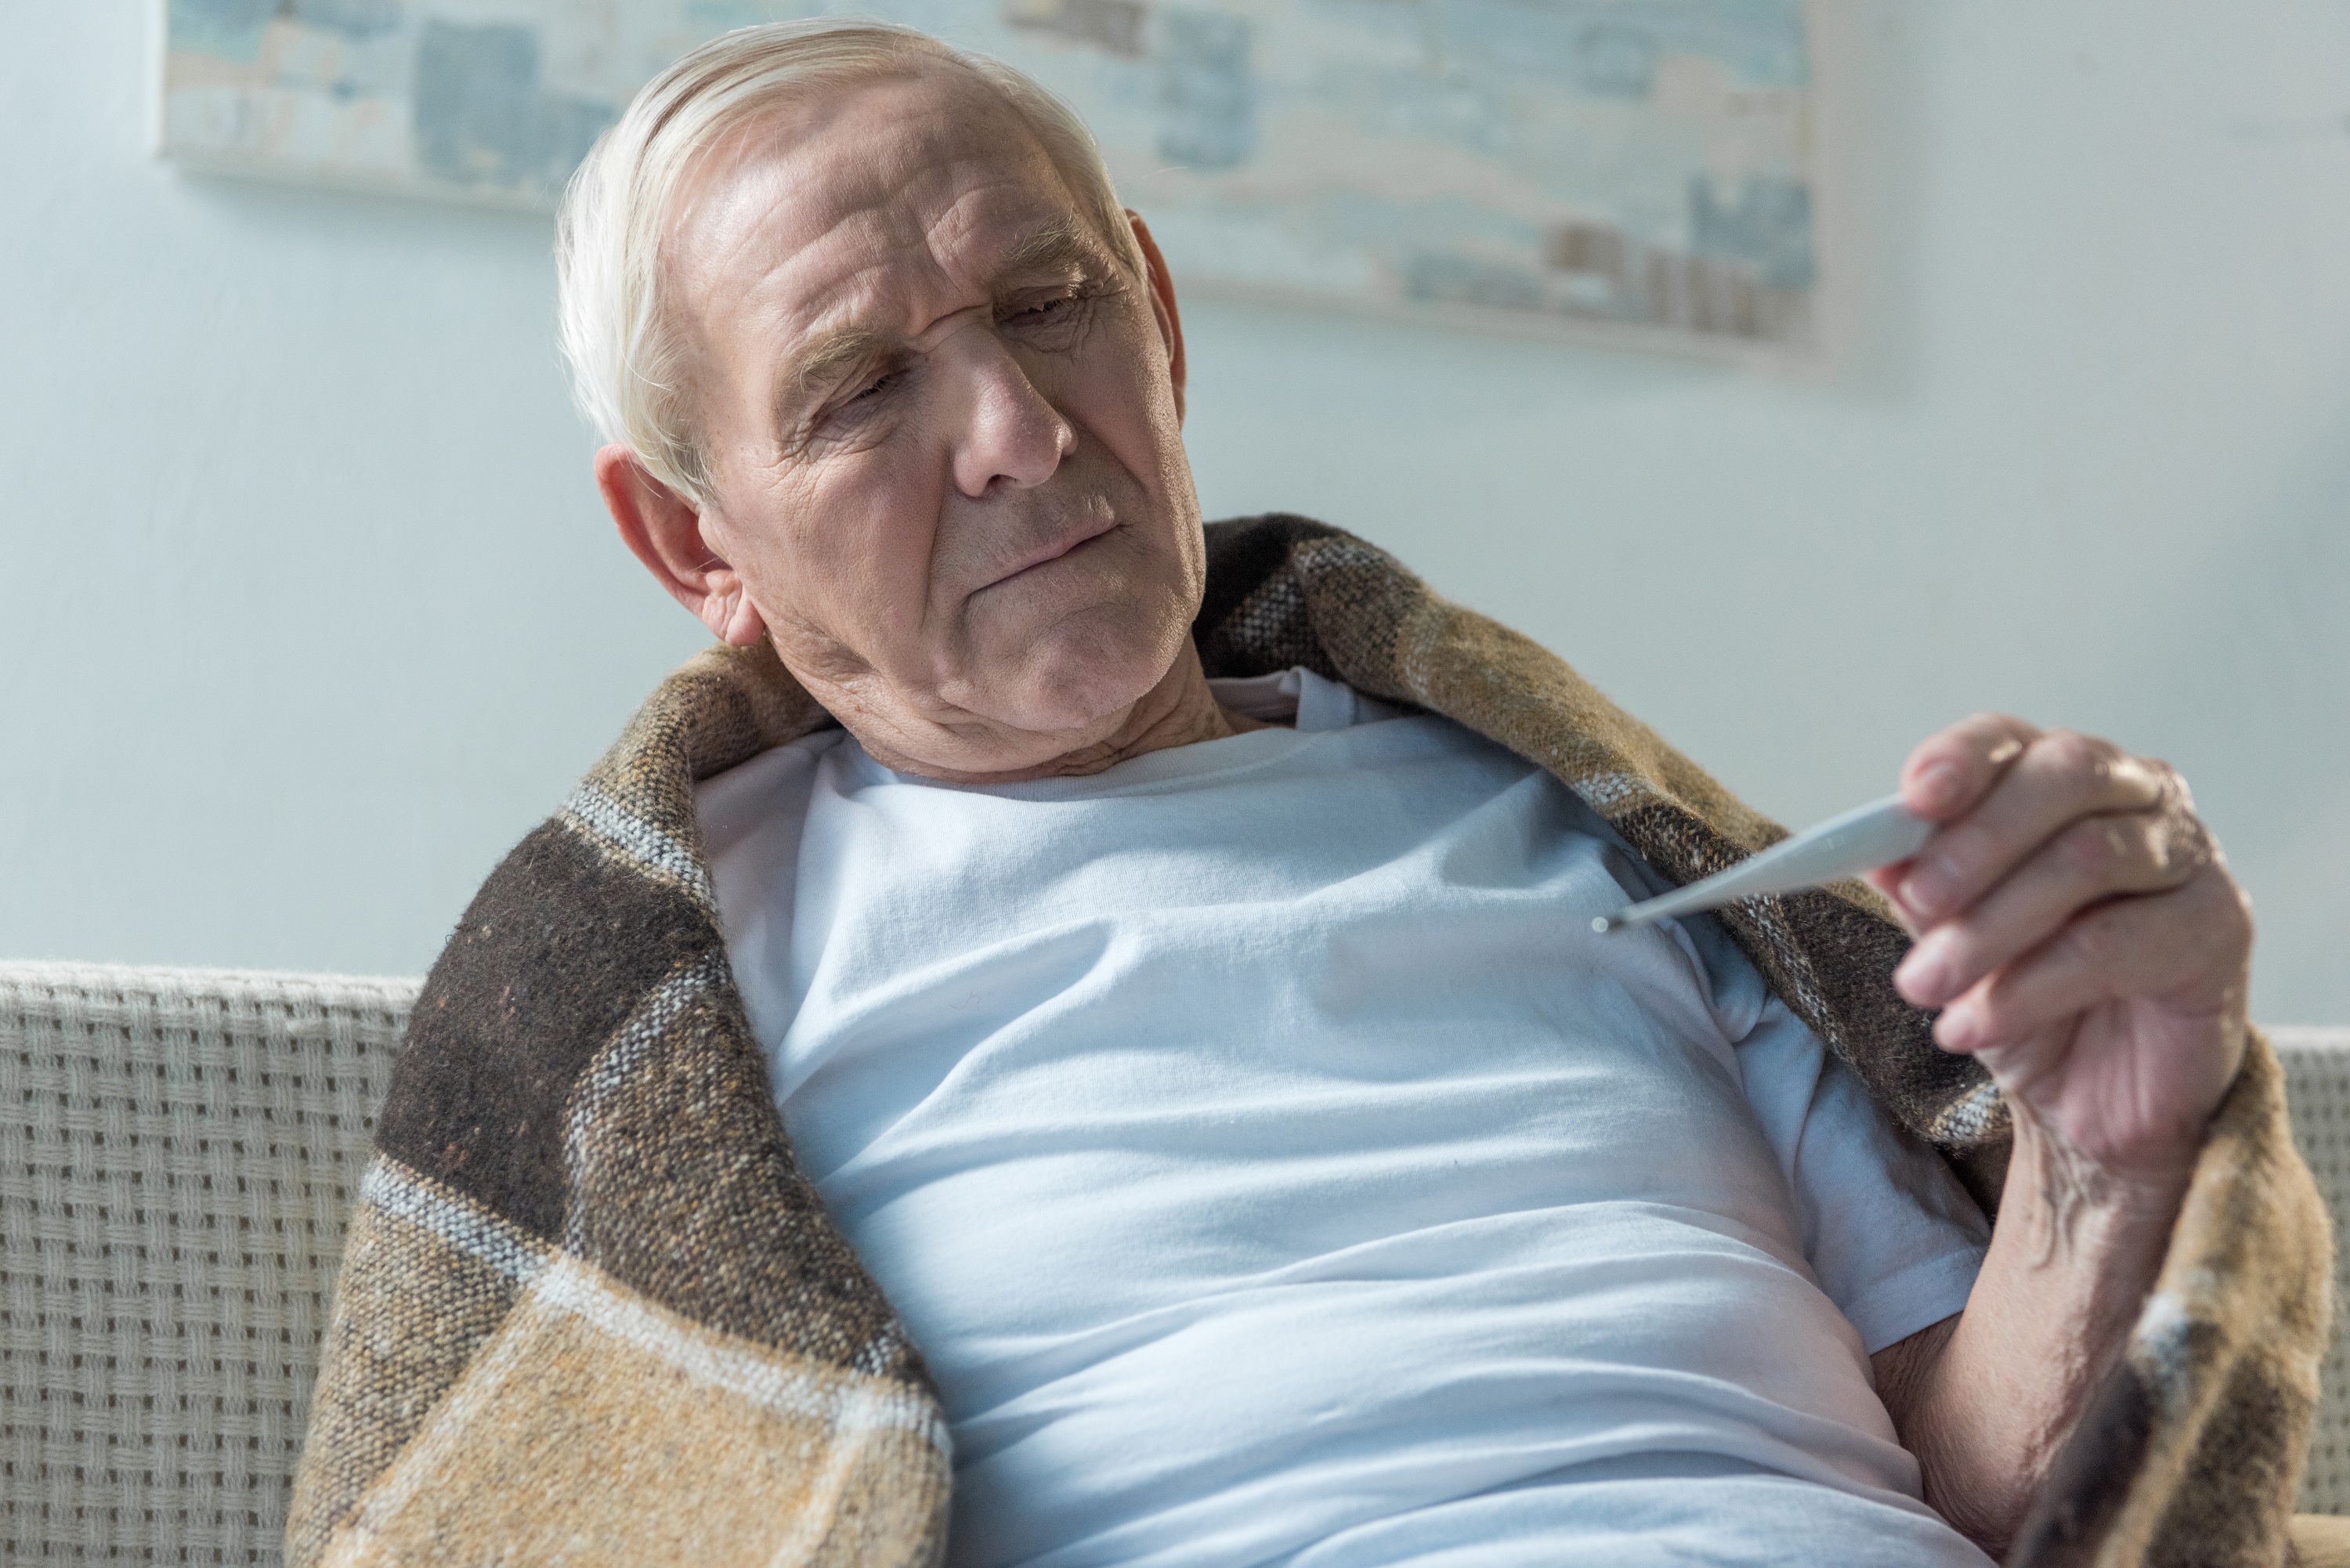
[779, 323, 896, 417]
[992, 218, 1112, 284]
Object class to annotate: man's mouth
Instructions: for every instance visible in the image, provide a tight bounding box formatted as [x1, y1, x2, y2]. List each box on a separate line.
[985, 514, 1117, 588]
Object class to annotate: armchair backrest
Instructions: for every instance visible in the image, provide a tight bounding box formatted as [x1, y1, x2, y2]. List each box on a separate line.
[2276, 1026, 2350, 1514]
[2, 961, 410, 1563]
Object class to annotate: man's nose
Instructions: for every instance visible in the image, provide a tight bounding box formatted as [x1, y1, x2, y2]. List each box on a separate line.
[949, 338, 1076, 497]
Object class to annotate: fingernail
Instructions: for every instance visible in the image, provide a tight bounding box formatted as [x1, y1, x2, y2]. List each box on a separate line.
[1936, 1002, 1979, 1050]
[1902, 858, 1957, 916]
[1916, 761, 1962, 811]
[1896, 936, 1952, 1005]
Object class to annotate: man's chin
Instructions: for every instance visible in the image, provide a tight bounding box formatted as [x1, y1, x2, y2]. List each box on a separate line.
[956, 615, 1189, 739]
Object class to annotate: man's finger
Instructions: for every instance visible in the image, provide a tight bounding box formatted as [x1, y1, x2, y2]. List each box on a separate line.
[1929, 870, 2252, 1056]
[1893, 807, 2214, 1010]
[1895, 730, 2178, 925]
[1897, 713, 2040, 824]
[1871, 714, 2041, 934]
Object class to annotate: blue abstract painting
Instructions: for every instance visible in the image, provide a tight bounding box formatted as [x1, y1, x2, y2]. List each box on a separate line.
[160, 0, 1827, 354]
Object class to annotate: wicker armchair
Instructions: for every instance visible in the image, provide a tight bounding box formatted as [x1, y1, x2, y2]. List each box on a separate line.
[2, 963, 407, 1561]
[3, 959, 2346, 1562]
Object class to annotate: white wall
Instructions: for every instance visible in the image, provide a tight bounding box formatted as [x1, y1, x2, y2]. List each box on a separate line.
[3, 2, 2345, 1022]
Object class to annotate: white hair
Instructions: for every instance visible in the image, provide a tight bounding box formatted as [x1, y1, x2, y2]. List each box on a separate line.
[555, 19, 1144, 506]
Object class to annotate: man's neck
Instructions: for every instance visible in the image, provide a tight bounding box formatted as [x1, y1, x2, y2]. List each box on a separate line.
[857, 644, 1276, 786]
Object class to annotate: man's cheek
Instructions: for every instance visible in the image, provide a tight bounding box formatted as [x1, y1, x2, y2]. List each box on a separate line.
[831, 476, 945, 621]
[1059, 368, 1158, 479]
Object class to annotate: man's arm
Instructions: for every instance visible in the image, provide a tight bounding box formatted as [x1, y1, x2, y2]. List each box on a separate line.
[1871, 1134, 2192, 1551]
[1859, 715, 2253, 1555]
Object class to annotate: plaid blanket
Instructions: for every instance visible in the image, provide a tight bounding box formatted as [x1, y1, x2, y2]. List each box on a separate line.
[287, 515, 2329, 1567]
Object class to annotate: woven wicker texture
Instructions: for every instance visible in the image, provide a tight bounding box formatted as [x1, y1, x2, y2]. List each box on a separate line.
[1, 962, 414, 1563]
[2278, 1027, 2350, 1514]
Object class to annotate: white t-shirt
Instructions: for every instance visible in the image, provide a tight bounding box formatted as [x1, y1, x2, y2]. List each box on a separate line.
[697, 668, 1994, 1568]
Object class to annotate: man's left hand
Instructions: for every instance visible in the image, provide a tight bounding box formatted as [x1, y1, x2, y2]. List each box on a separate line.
[1869, 714, 2252, 1183]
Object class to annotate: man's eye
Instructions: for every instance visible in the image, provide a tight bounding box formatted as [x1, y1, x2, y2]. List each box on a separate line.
[1014, 296, 1076, 323]
[822, 371, 898, 426]
[804, 370, 902, 443]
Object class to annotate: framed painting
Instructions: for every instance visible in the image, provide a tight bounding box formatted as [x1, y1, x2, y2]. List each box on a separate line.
[159, 0, 1830, 358]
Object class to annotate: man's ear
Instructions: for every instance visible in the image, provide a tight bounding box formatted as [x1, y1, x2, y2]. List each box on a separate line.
[595, 444, 767, 647]
[1126, 210, 1186, 425]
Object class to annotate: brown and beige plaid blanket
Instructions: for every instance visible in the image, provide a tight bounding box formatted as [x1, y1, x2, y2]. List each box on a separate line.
[287, 515, 2328, 1567]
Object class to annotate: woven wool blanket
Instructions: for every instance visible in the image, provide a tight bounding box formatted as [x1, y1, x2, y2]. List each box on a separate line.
[287, 515, 2330, 1568]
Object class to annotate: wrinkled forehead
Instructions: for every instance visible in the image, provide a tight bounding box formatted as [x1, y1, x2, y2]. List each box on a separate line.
[666, 65, 1090, 342]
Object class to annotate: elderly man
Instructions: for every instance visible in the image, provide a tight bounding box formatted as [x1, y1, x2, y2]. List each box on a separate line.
[287, 20, 2327, 1568]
